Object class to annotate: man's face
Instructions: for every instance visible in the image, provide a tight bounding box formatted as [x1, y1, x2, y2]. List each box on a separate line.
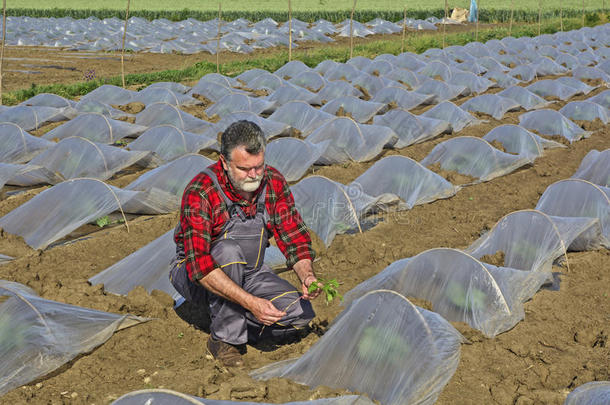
[221, 145, 265, 193]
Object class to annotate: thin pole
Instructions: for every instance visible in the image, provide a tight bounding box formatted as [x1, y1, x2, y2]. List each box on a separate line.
[560, 0, 563, 31]
[476, 0, 480, 41]
[216, 2, 222, 73]
[443, 0, 448, 48]
[288, 0, 292, 61]
[349, 0, 357, 59]
[509, 0, 514, 36]
[538, 0, 541, 36]
[121, 0, 130, 89]
[401, 7, 407, 53]
[0, 0, 6, 105]
[582, 0, 585, 27]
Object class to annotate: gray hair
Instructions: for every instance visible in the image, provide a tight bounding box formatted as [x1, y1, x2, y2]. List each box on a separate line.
[220, 120, 266, 161]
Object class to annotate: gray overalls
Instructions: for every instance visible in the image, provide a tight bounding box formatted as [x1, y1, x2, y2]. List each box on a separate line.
[170, 168, 314, 345]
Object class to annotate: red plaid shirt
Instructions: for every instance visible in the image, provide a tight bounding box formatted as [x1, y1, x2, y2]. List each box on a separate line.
[174, 160, 315, 282]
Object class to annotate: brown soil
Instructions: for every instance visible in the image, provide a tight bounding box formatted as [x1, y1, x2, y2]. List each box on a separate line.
[0, 23, 609, 405]
[427, 162, 479, 185]
[480, 250, 506, 267]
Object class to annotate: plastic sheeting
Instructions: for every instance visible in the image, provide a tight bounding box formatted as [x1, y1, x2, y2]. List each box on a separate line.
[288, 71, 327, 92]
[131, 87, 200, 107]
[448, 72, 494, 95]
[370, 86, 433, 111]
[27, 137, 149, 182]
[0, 105, 68, 132]
[111, 389, 375, 405]
[42, 113, 147, 144]
[465, 210, 599, 273]
[420, 102, 480, 133]
[206, 93, 275, 117]
[251, 290, 464, 405]
[291, 176, 382, 246]
[344, 248, 552, 337]
[414, 80, 467, 103]
[20, 93, 73, 108]
[482, 124, 564, 158]
[421, 136, 533, 183]
[127, 125, 217, 163]
[320, 96, 386, 123]
[0, 280, 147, 396]
[0, 163, 63, 188]
[71, 99, 133, 121]
[460, 94, 521, 120]
[564, 381, 610, 405]
[518, 109, 589, 143]
[267, 101, 336, 136]
[317, 81, 363, 102]
[497, 86, 550, 110]
[373, 108, 449, 148]
[350, 156, 458, 208]
[135, 102, 212, 134]
[526, 80, 582, 101]
[572, 149, 610, 187]
[586, 89, 610, 110]
[0, 122, 54, 164]
[266, 138, 328, 182]
[306, 117, 398, 165]
[265, 85, 321, 107]
[0, 178, 135, 249]
[203, 111, 291, 142]
[80, 85, 136, 105]
[535, 179, 609, 248]
[559, 101, 609, 124]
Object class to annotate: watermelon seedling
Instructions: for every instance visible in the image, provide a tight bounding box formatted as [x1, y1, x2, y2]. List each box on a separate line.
[356, 326, 410, 366]
[308, 278, 342, 305]
[445, 280, 488, 311]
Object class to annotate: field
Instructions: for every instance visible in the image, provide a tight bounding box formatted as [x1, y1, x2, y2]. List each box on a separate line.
[0, 5, 609, 405]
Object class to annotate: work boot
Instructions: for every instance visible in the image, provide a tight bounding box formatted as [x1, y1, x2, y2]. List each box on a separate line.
[206, 336, 244, 367]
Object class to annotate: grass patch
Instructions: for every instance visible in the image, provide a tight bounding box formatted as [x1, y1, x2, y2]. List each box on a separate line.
[0, 17, 598, 105]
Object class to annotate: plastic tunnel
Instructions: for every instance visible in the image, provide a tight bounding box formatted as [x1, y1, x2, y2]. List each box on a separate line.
[497, 86, 550, 111]
[350, 156, 458, 209]
[518, 109, 589, 143]
[267, 101, 336, 137]
[203, 111, 291, 141]
[0, 178, 135, 250]
[571, 149, 610, 187]
[564, 381, 610, 405]
[127, 125, 217, 163]
[306, 117, 397, 165]
[206, 93, 276, 117]
[421, 136, 533, 183]
[266, 138, 328, 182]
[0, 280, 148, 396]
[320, 96, 386, 123]
[460, 94, 521, 120]
[135, 102, 213, 134]
[0, 105, 68, 132]
[42, 113, 147, 144]
[251, 290, 464, 405]
[420, 101, 480, 133]
[482, 124, 564, 158]
[370, 86, 433, 111]
[0, 122, 54, 164]
[344, 248, 552, 337]
[559, 101, 609, 124]
[372, 108, 450, 148]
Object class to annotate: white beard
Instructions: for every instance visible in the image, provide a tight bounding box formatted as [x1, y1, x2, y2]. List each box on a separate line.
[227, 167, 263, 193]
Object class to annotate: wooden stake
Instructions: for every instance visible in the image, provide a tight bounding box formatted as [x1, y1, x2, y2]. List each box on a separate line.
[216, 2, 222, 73]
[443, 0, 448, 48]
[560, 0, 563, 31]
[538, 0, 541, 36]
[349, 0, 357, 59]
[121, 0, 130, 89]
[509, 0, 514, 36]
[582, 0, 585, 27]
[288, 0, 292, 61]
[401, 7, 407, 53]
[476, 0, 480, 42]
[0, 0, 6, 105]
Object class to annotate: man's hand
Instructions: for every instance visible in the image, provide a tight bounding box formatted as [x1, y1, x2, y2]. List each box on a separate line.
[247, 296, 286, 326]
[293, 259, 321, 301]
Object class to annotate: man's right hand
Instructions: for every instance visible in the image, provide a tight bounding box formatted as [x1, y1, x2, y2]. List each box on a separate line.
[247, 296, 286, 326]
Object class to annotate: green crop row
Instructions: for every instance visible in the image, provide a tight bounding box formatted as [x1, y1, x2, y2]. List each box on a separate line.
[4, 7, 607, 23]
[2, 16, 591, 106]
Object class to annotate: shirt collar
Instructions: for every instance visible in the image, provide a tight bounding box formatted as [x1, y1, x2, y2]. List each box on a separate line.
[212, 160, 268, 205]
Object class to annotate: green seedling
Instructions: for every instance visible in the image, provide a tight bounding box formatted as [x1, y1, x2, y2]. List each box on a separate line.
[95, 216, 111, 227]
[357, 326, 410, 366]
[445, 280, 488, 311]
[308, 278, 343, 305]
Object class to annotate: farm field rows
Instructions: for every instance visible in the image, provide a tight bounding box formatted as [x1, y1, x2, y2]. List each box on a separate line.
[0, 9, 609, 405]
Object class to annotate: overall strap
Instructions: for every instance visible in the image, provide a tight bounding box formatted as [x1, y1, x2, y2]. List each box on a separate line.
[203, 168, 246, 220]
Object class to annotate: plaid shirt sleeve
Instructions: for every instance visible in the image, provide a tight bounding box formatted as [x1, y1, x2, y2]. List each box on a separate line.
[180, 175, 218, 282]
[267, 167, 316, 268]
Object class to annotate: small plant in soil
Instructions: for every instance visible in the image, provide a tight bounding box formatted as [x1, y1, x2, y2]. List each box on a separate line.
[308, 278, 343, 305]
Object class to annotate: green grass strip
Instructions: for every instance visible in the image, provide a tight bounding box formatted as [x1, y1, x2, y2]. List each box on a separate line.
[1, 17, 598, 105]
[4, 7, 608, 23]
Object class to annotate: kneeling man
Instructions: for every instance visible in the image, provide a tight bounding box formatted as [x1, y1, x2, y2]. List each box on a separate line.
[170, 120, 320, 367]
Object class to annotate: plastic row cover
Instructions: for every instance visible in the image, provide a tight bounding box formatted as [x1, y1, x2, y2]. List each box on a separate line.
[0, 178, 135, 250]
[267, 101, 336, 137]
[42, 113, 147, 144]
[252, 290, 465, 405]
[0, 105, 68, 132]
[344, 248, 551, 337]
[0, 122, 54, 164]
[519, 109, 590, 143]
[0, 280, 148, 396]
[266, 139, 328, 182]
[111, 389, 375, 405]
[535, 179, 609, 249]
[482, 125, 565, 158]
[564, 381, 610, 405]
[373, 108, 450, 148]
[421, 137, 534, 183]
[466, 210, 601, 272]
[572, 149, 609, 187]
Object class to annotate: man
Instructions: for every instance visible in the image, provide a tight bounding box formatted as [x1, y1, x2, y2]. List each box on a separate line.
[170, 120, 320, 367]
